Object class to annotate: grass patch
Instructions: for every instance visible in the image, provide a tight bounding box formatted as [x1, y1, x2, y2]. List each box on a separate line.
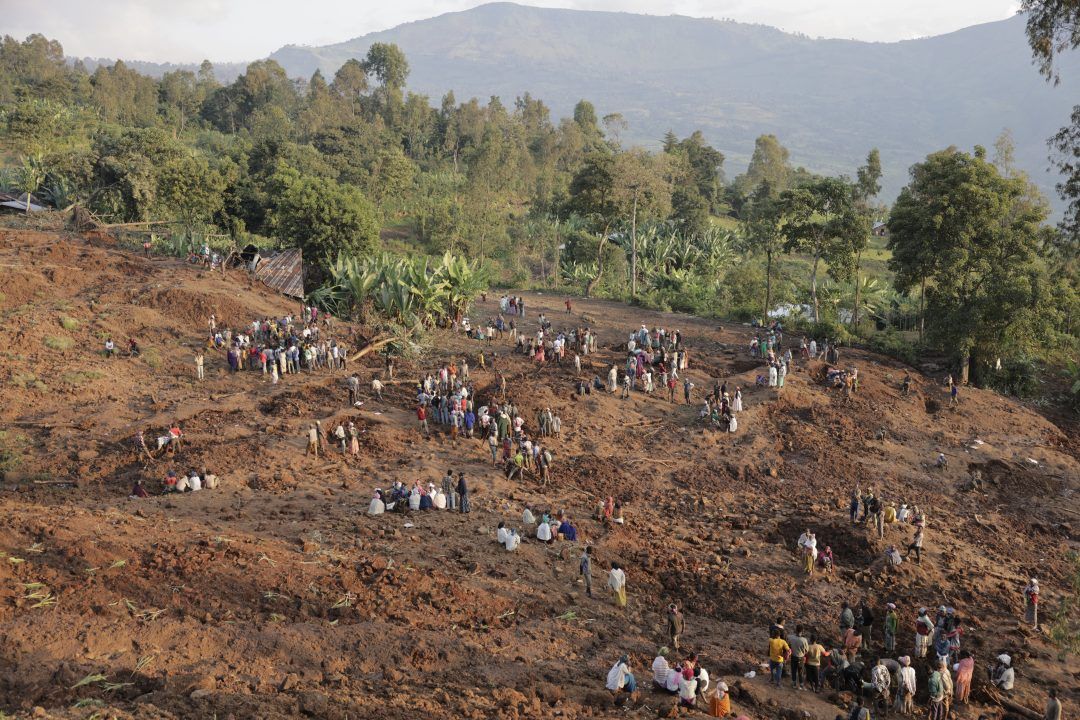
[43, 335, 74, 351]
[1048, 551, 1080, 659]
[11, 372, 37, 388]
[60, 370, 102, 387]
[0, 430, 29, 476]
[142, 347, 162, 369]
[59, 316, 79, 331]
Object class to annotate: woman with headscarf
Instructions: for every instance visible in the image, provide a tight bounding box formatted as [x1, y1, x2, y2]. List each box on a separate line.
[1023, 578, 1039, 628]
[894, 656, 916, 715]
[608, 562, 627, 607]
[457, 472, 470, 513]
[605, 654, 636, 694]
[952, 650, 974, 704]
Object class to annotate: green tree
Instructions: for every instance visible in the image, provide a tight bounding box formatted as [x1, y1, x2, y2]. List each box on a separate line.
[159, 69, 202, 133]
[1022, 0, 1080, 83]
[888, 147, 1050, 382]
[851, 148, 882, 326]
[157, 154, 228, 230]
[736, 134, 792, 199]
[741, 180, 784, 321]
[17, 153, 46, 213]
[780, 176, 864, 322]
[271, 168, 380, 285]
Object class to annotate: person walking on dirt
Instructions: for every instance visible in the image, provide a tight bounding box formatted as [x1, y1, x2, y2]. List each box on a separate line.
[805, 635, 827, 693]
[915, 608, 934, 658]
[1024, 578, 1040, 629]
[884, 603, 898, 653]
[683, 377, 694, 405]
[417, 404, 429, 437]
[667, 375, 677, 403]
[371, 376, 383, 402]
[767, 628, 790, 687]
[348, 374, 360, 405]
[858, 600, 875, 645]
[195, 351, 204, 380]
[305, 424, 319, 457]
[666, 604, 685, 651]
[788, 625, 809, 689]
[456, 472, 470, 513]
[903, 524, 924, 564]
[565, 298, 573, 314]
[840, 602, 855, 640]
[580, 545, 593, 597]
[608, 562, 627, 607]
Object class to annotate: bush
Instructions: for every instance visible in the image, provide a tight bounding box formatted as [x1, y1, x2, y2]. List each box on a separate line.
[59, 316, 78, 331]
[43, 335, 74, 351]
[865, 329, 918, 366]
[142, 347, 162, 369]
[984, 355, 1041, 398]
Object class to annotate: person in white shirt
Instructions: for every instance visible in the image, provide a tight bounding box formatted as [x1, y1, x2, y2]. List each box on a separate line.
[368, 491, 385, 516]
[188, 472, 202, 491]
[503, 529, 520, 551]
[605, 654, 636, 694]
[608, 563, 627, 607]
[991, 654, 1014, 691]
[522, 506, 536, 525]
[536, 520, 552, 543]
[497, 522, 509, 546]
[677, 667, 698, 707]
[895, 656, 916, 714]
[651, 649, 671, 690]
[175, 474, 189, 492]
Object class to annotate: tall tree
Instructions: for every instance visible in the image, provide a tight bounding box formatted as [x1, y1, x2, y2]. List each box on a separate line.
[742, 180, 784, 321]
[851, 148, 882, 326]
[736, 134, 792, 198]
[780, 176, 863, 323]
[888, 147, 1049, 382]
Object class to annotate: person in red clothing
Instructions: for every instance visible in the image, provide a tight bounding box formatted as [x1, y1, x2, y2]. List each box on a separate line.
[416, 404, 429, 436]
[565, 298, 573, 314]
[162, 470, 178, 494]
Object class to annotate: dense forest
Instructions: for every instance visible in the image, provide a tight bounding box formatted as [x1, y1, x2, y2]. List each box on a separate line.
[0, 33, 1077, 399]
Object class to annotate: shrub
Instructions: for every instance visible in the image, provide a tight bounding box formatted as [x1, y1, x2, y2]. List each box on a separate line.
[142, 347, 162, 369]
[866, 330, 919, 366]
[984, 355, 1041, 398]
[43, 335, 74, 351]
[59, 316, 78, 331]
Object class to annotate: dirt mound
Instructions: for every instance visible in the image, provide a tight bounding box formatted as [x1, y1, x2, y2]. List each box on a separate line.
[0, 229, 1077, 719]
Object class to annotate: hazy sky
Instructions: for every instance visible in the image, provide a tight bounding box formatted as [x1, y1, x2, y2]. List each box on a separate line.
[6, 0, 1021, 63]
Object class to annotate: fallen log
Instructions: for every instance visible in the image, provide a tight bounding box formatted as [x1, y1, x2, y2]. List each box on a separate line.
[985, 686, 1042, 720]
[348, 335, 395, 363]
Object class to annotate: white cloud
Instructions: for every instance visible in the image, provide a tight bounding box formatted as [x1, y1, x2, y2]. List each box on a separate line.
[2, 0, 1020, 62]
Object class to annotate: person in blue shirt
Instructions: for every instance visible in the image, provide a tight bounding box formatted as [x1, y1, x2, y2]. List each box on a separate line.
[558, 519, 577, 541]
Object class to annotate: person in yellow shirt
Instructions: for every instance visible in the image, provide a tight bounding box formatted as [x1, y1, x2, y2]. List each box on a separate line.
[884, 503, 897, 524]
[768, 628, 790, 687]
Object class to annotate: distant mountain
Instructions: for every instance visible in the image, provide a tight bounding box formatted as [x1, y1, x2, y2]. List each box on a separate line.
[98, 3, 1080, 206]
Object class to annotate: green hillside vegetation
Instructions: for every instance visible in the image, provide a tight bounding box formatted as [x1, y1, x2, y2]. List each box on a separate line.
[1, 32, 1076, 401]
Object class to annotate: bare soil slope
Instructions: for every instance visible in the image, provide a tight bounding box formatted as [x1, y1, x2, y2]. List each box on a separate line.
[0, 229, 1077, 719]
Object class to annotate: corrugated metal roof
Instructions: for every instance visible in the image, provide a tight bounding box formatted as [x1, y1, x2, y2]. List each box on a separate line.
[255, 248, 305, 299]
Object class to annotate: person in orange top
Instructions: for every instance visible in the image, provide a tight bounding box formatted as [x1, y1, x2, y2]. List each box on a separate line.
[708, 681, 731, 717]
[767, 628, 790, 687]
[842, 627, 863, 662]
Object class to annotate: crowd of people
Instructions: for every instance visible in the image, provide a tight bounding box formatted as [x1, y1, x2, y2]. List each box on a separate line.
[199, 307, 348, 384]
